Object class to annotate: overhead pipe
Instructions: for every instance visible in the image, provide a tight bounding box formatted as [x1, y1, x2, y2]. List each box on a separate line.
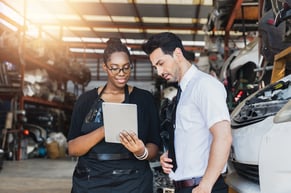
[224, 0, 243, 60]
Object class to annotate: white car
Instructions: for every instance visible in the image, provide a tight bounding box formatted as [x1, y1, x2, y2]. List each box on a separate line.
[225, 74, 291, 193]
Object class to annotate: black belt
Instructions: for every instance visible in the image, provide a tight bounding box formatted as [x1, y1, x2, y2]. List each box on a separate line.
[173, 177, 203, 190]
[87, 153, 132, 160]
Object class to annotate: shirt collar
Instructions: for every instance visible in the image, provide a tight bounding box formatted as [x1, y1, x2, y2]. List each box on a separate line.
[179, 65, 198, 92]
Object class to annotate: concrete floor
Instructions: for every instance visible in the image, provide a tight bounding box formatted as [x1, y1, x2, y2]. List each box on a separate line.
[0, 158, 77, 193]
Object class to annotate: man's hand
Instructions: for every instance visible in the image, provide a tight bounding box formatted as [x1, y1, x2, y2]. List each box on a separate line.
[160, 151, 174, 174]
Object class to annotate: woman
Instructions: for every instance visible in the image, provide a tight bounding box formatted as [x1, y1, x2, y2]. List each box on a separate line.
[67, 38, 161, 193]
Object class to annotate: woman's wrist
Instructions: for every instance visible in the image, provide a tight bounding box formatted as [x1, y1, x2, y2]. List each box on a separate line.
[134, 147, 148, 160]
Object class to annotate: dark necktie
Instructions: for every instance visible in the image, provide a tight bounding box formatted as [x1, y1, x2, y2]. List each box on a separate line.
[168, 86, 181, 172]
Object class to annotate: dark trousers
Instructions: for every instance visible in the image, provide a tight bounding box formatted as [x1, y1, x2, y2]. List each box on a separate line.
[175, 175, 228, 193]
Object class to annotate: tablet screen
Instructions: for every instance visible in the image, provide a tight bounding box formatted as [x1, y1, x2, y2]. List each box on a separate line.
[102, 102, 138, 143]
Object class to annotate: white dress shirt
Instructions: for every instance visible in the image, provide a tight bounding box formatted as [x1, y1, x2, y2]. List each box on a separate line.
[169, 65, 230, 181]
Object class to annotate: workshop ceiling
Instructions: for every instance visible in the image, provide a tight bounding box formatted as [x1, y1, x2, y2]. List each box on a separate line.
[0, 0, 259, 81]
[1, 0, 259, 57]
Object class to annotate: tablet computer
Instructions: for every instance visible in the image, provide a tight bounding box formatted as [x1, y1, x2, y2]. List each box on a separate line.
[102, 102, 138, 143]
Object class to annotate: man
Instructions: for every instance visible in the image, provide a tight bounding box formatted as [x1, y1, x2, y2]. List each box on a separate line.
[142, 32, 232, 193]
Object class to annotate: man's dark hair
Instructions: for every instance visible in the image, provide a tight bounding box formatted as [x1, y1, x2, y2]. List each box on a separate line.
[142, 32, 187, 57]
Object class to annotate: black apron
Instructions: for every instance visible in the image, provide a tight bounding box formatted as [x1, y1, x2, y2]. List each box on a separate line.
[71, 85, 153, 193]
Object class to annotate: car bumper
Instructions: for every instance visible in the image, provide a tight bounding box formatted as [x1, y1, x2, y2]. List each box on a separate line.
[225, 172, 260, 193]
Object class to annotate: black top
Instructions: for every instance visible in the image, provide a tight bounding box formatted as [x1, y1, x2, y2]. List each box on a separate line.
[67, 86, 161, 154]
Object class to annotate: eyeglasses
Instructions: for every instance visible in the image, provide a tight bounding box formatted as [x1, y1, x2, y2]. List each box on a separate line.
[106, 64, 132, 75]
